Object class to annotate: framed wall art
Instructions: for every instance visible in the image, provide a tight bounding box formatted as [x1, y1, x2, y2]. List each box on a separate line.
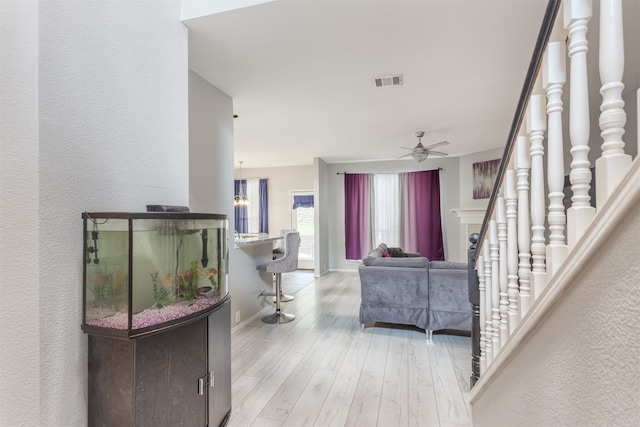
[472, 158, 501, 199]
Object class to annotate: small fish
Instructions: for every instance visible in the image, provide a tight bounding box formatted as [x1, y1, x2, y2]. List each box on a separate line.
[159, 272, 174, 285]
[197, 267, 218, 278]
[198, 286, 213, 295]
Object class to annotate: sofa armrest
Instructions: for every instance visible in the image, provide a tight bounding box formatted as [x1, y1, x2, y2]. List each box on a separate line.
[358, 264, 429, 307]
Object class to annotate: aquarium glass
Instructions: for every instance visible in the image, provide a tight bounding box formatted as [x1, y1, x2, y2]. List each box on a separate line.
[83, 213, 229, 336]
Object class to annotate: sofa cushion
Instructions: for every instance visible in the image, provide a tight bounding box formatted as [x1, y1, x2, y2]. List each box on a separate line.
[429, 260, 467, 270]
[376, 243, 388, 253]
[371, 256, 429, 268]
[387, 246, 406, 257]
[362, 244, 388, 265]
[362, 243, 427, 266]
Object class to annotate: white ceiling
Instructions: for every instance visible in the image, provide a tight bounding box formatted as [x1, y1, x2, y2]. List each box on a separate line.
[185, 0, 551, 169]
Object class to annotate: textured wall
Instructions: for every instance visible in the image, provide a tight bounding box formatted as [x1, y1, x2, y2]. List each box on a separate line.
[471, 191, 640, 426]
[1, 1, 189, 425]
[0, 1, 41, 424]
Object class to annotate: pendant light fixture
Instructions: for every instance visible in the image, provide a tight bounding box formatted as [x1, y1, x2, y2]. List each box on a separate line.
[234, 161, 249, 206]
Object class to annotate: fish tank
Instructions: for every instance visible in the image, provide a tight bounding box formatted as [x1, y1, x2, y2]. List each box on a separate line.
[81, 212, 228, 339]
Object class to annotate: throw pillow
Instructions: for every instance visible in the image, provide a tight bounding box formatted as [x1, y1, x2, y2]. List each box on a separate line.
[387, 247, 406, 257]
[382, 251, 391, 258]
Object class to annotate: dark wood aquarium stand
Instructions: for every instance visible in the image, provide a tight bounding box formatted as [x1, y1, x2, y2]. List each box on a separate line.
[87, 297, 232, 426]
[82, 212, 231, 426]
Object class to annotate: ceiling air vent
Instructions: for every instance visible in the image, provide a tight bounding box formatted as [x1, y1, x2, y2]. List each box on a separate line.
[373, 74, 403, 88]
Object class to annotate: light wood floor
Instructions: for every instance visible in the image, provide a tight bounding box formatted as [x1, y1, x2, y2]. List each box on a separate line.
[228, 271, 471, 427]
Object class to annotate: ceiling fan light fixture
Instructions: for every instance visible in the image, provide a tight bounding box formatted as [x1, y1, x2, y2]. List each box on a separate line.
[397, 131, 450, 162]
[412, 152, 428, 162]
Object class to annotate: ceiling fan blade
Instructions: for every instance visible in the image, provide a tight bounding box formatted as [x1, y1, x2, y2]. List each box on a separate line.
[397, 153, 413, 159]
[423, 140, 449, 150]
[396, 146, 414, 151]
[428, 150, 449, 157]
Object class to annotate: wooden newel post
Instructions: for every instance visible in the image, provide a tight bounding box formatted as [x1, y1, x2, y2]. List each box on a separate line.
[468, 232, 480, 388]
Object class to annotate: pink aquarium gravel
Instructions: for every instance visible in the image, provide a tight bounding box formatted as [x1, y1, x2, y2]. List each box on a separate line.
[85, 295, 224, 330]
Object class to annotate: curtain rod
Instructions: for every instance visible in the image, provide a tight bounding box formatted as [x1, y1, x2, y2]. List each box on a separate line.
[336, 167, 442, 175]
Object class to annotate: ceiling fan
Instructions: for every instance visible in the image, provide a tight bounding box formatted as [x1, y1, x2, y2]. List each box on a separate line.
[398, 131, 450, 162]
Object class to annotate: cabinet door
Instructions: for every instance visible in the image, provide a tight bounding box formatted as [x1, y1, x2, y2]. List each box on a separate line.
[135, 318, 207, 426]
[88, 336, 135, 426]
[208, 298, 232, 426]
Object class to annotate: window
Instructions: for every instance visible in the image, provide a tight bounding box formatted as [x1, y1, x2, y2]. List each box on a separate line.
[373, 174, 399, 247]
[344, 170, 444, 260]
[234, 178, 268, 233]
[291, 192, 314, 269]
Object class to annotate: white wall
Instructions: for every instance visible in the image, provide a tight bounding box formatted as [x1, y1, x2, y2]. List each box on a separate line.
[326, 157, 461, 270]
[236, 164, 314, 235]
[189, 70, 234, 214]
[315, 158, 331, 275]
[1, 2, 189, 425]
[0, 2, 40, 424]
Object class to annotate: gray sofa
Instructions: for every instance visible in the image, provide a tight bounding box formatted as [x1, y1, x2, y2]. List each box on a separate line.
[358, 243, 470, 338]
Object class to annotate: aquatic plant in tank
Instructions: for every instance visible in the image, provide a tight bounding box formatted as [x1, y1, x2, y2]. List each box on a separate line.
[150, 272, 174, 309]
[177, 260, 202, 303]
[87, 265, 114, 308]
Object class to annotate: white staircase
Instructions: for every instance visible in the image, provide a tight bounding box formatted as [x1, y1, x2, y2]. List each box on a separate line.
[469, 1, 640, 425]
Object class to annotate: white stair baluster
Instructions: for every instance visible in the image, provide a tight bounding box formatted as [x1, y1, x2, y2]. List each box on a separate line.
[505, 170, 520, 333]
[597, 0, 631, 205]
[489, 220, 501, 352]
[527, 91, 548, 298]
[497, 197, 509, 345]
[565, 0, 596, 248]
[477, 254, 487, 374]
[483, 242, 493, 366]
[516, 135, 532, 317]
[543, 41, 568, 277]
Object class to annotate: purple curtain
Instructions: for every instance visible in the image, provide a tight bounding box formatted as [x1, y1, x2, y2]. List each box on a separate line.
[400, 170, 444, 260]
[259, 179, 269, 233]
[344, 174, 372, 260]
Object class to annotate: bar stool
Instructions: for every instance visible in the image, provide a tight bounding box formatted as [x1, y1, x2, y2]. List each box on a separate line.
[272, 229, 295, 302]
[256, 231, 300, 324]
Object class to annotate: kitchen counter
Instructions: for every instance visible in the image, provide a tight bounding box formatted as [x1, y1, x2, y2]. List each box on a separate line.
[234, 233, 283, 249]
[231, 234, 284, 324]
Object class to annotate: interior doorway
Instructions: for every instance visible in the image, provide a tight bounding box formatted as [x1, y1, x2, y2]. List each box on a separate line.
[290, 191, 314, 270]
